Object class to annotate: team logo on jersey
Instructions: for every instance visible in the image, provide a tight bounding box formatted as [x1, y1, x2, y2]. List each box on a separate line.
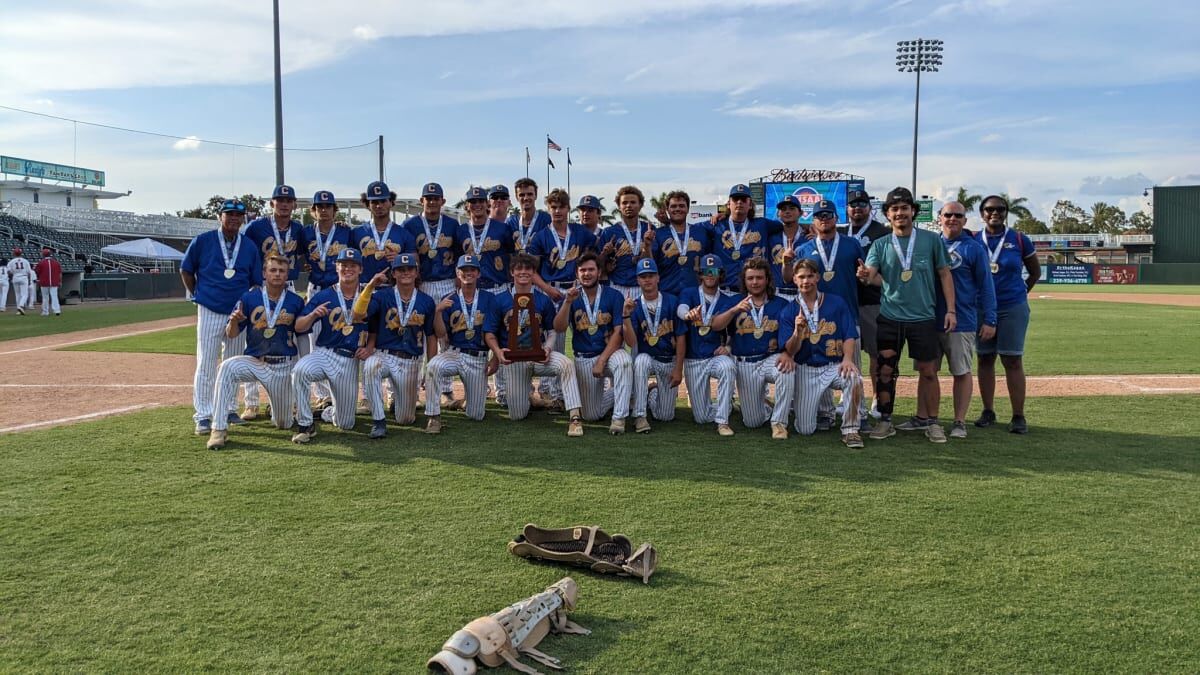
[948, 249, 963, 270]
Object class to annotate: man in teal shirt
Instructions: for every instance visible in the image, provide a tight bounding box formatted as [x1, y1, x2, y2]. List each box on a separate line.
[857, 187, 956, 442]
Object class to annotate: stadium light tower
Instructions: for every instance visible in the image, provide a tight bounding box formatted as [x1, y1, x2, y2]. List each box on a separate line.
[272, 0, 285, 185]
[896, 39, 943, 195]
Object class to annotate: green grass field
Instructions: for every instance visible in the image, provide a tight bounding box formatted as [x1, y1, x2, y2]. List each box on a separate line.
[1035, 284, 1200, 295]
[1, 396, 1196, 672]
[0, 300, 193, 342]
[64, 324, 195, 355]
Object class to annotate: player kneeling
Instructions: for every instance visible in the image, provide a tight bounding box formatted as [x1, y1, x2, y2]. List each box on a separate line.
[423, 254, 496, 433]
[622, 259, 686, 433]
[484, 253, 585, 436]
[207, 254, 306, 450]
[677, 254, 738, 436]
[781, 259, 865, 448]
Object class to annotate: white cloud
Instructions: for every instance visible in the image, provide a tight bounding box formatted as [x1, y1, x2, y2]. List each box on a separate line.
[439, 70, 454, 80]
[726, 102, 884, 122]
[583, 105, 596, 113]
[352, 25, 379, 41]
[1080, 173, 1154, 195]
[980, 133, 1001, 143]
[624, 65, 653, 82]
[172, 136, 201, 151]
[605, 108, 629, 116]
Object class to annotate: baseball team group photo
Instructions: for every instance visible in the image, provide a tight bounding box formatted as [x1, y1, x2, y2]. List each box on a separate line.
[2, 1, 1197, 672]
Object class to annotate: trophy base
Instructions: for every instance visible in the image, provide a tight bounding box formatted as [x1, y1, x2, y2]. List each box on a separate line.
[504, 348, 546, 363]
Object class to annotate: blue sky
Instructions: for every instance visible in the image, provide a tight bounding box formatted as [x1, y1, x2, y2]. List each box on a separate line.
[1, 0, 1197, 222]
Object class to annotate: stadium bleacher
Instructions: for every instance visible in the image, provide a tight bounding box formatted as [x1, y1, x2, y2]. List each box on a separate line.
[0, 213, 134, 272]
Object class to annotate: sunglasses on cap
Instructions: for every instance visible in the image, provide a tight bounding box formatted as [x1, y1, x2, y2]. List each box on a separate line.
[221, 201, 247, 213]
[701, 267, 722, 276]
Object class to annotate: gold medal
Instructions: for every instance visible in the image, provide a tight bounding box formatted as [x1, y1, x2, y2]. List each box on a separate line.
[588, 325, 597, 335]
[731, 251, 741, 260]
[342, 324, 354, 336]
[901, 270, 913, 282]
[465, 329, 475, 340]
[427, 248, 437, 259]
[646, 335, 659, 346]
[754, 329, 764, 339]
[809, 333, 821, 344]
[698, 326, 710, 336]
[823, 271, 835, 282]
[990, 262, 999, 273]
[677, 255, 688, 265]
[263, 328, 276, 338]
[374, 250, 384, 260]
[556, 259, 567, 269]
[223, 269, 235, 279]
[318, 260, 326, 271]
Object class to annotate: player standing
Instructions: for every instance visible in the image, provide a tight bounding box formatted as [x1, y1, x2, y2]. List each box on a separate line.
[598, 185, 654, 298]
[353, 181, 417, 283]
[711, 185, 779, 293]
[622, 259, 686, 433]
[461, 186, 515, 294]
[5, 248, 32, 315]
[243, 185, 306, 288]
[0, 257, 9, 312]
[424, 254, 496, 433]
[768, 195, 810, 303]
[34, 248, 62, 316]
[677, 254, 738, 435]
[403, 182, 461, 300]
[652, 190, 712, 297]
[507, 178, 551, 254]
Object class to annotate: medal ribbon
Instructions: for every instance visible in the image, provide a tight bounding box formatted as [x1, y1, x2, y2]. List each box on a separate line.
[261, 287, 284, 329]
[620, 221, 642, 254]
[315, 223, 337, 262]
[219, 233, 243, 273]
[640, 294, 662, 340]
[698, 289, 719, 327]
[393, 288, 416, 331]
[458, 290, 477, 333]
[815, 232, 841, 273]
[551, 224, 572, 265]
[420, 215, 443, 255]
[798, 292, 822, 335]
[669, 224, 690, 259]
[979, 228, 1006, 270]
[749, 299, 766, 332]
[729, 220, 749, 253]
[333, 288, 352, 330]
[467, 220, 488, 255]
[581, 287, 601, 329]
[890, 231, 917, 273]
[273, 219, 291, 253]
[370, 222, 394, 256]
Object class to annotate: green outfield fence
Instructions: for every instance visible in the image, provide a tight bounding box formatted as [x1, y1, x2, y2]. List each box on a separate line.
[1137, 263, 1200, 284]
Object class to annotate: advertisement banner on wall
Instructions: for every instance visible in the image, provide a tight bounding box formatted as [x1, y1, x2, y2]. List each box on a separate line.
[1, 155, 106, 187]
[1093, 264, 1139, 284]
[1045, 263, 1093, 284]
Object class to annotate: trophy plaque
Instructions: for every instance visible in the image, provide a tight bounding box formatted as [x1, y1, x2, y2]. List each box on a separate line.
[503, 292, 546, 362]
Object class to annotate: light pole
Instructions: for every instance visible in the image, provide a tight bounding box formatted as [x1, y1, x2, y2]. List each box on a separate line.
[896, 39, 942, 195]
[272, 0, 285, 185]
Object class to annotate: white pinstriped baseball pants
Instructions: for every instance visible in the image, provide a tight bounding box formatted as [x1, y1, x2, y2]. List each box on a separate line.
[193, 305, 247, 423]
[633, 354, 679, 421]
[292, 348, 359, 429]
[364, 352, 422, 424]
[212, 356, 295, 431]
[794, 363, 863, 435]
[425, 350, 489, 420]
[537, 301, 567, 402]
[421, 279, 457, 396]
[501, 352, 582, 421]
[573, 350, 632, 422]
[0, 278, 9, 310]
[734, 356, 795, 428]
[683, 356, 735, 425]
[11, 280, 28, 310]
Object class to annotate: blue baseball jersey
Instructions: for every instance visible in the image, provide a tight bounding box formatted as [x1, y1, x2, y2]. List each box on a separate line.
[652, 223, 712, 296]
[726, 295, 789, 358]
[507, 210, 552, 252]
[779, 292, 859, 368]
[304, 286, 369, 352]
[368, 287, 436, 355]
[527, 223, 599, 283]
[181, 230, 263, 314]
[978, 228, 1035, 308]
[599, 221, 653, 286]
[402, 214, 462, 282]
[796, 234, 865, 313]
[939, 234, 998, 333]
[302, 223, 355, 289]
[678, 285, 737, 360]
[485, 289, 556, 350]
[458, 219, 515, 289]
[243, 216, 306, 281]
[352, 222, 418, 281]
[767, 227, 810, 295]
[565, 286, 625, 358]
[236, 287, 306, 357]
[712, 217, 780, 285]
[439, 289, 496, 352]
[628, 292, 686, 359]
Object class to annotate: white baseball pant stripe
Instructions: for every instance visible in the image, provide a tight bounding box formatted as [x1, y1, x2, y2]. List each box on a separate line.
[573, 350, 632, 422]
[481, 286, 508, 403]
[734, 357, 795, 428]
[193, 305, 247, 423]
[684, 356, 735, 425]
[292, 347, 359, 429]
[425, 350, 488, 420]
[0, 279, 9, 310]
[633, 354, 679, 421]
[25, 281, 37, 308]
[501, 352, 582, 421]
[608, 283, 638, 300]
[421, 278, 456, 300]
[364, 352, 422, 424]
[537, 299, 567, 402]
[40, 287, 61, 315]
[816, 333, 864, 421]
[794, 363, 862, 435]
[303, 321, 332, 401]
[212, 357, 295, 431]
[12, 280, 28, 310]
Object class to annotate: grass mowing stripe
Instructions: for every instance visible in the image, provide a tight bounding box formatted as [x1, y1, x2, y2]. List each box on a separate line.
[63, 324, 195, 355]
[0, 396, 1196, 671]
[0, 301, 193, 342]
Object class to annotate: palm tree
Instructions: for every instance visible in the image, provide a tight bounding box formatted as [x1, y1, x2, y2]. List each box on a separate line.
[954, 187, 982, 211]
[999, 193, 1033, 220]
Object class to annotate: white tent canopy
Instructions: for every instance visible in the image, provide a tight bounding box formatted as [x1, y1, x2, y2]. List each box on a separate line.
[100, 238, 185, 260]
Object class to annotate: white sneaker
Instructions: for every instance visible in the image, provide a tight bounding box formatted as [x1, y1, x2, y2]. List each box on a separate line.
[321, 406, 336, 423]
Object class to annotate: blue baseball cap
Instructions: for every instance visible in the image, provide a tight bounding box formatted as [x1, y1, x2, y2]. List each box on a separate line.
[464, 186, 488, 202]
[422, 182, 444, 198]
[776, 195, 802, 209]
[271, 185, 296, 199]
[456, 254, 481, 270]
[312, 190, 337, 205]
[813, 199, 838, 217]
[699, 254, 721, 271]
[336, 249, 362, 265]
[220, 199, 246, 214]
[577, 195, 603, 211]
[635, 258, 658, 276]
[391, 252, 418, 269]
[365, 181, 391, 201]
[728, 184, 752, 198]
[488, 184, 510, 199]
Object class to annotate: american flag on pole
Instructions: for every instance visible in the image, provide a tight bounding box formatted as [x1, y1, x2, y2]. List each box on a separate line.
[547, 136, 562, 152]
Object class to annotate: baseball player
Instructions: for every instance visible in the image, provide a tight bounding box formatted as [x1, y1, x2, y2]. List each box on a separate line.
[243, 185, 306, 287]
[352, 181, 418, 283]
[781, 258, 865, 448]
[483, 252, 584, 436]
[180, 199, 263, 434]
[34, 248, 63, 316]
[622, 258, 686, 433]
[507, 178, 552, 253]
[900, 202, 997, 439]
[483, 184, 519, 407]
[769, 194, 811, 302]
[6, 248, 32, 315]
[598, 185, 655, 298]
[856, 187, 956, 443]
[424, 254, 497, 432]
[206, 253, 307, 450]
[403, 182, 461, 300]
[710, 256, 795, 439]
[711, 184, 781, 293]
[552, 252, 632, 434]
[0, 257, 9, 312]
[290, 248, 372, 443]
[298, 190, 354, 413]
[354, 253, 437, 439]
[676, 254, 738, 435]
[577, 195, 605, 240]
[839, 189, 890, 418]
[652, 190, 712, 297]
[461, 186, 516, 294]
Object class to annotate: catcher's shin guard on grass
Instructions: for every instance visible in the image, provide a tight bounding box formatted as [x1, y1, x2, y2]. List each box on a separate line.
[508, 524, 658, 584]
[427, 577, 589, 675]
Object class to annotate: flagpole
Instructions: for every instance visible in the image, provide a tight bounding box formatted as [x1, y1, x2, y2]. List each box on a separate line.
[525, 146, 530, 178]
[566, 147, 571, 199]
[545, 135, 550, 191]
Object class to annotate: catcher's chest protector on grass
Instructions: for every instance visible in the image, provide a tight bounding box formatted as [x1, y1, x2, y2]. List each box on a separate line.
[508, 524, 658, 584]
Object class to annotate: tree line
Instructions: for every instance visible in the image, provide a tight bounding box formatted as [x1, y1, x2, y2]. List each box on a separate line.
[953, 188, 1151, 236]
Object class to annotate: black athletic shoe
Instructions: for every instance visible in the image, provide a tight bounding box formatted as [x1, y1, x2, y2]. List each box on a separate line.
[368, 420, 387, 439]
[974, 409, 997, 428]
[1008, 415, 1028, 435]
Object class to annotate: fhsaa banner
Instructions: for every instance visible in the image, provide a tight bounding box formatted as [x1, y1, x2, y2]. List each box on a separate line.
[0, 155, 105, 187]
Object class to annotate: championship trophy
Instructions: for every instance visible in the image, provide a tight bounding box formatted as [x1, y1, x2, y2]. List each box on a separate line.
[503, 293, 545, 362]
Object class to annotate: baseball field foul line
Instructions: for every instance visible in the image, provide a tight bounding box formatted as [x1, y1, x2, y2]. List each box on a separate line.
[0, 404, 162, 434]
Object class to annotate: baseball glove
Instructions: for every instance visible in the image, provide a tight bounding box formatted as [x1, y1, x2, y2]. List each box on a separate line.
[427, 577, 589, 675]
[508, 524, 658, 584]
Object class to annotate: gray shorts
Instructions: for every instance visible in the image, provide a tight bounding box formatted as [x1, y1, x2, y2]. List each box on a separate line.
[937, 331, 976, 376]
[858, 304, 880, 356]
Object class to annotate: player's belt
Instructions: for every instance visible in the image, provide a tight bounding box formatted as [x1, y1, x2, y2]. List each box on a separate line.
[733, 354, 769, 363]
[332, 348, 357, 359]
[776, 289, 798, 299]
[381, 349, 419, 359]
[451, 347, 489, 358]
[648, 354, 674, 364]
[260, 356, 294, 365]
